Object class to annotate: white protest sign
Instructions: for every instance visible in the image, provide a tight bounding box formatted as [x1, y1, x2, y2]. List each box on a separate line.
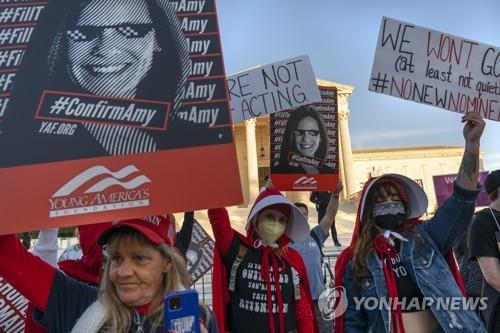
[370, 17, 500, 121]
[228, 55, 322, 123]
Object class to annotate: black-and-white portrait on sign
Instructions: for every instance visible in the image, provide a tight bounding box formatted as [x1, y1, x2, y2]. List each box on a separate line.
[0, 0, 231, 167]
[272, 105, 333, 174]
[187, 220, 214, 284]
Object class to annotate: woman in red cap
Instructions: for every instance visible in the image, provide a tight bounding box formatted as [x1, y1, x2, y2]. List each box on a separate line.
[334, 112, 487, 333]
[208, 182, 318, 333]
[0, 215, 217, 332]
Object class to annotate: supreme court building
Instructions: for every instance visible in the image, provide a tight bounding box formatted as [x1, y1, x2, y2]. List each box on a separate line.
[232, 78, 484, 215]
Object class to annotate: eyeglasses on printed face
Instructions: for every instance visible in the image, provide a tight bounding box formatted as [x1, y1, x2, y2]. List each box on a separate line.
[293, 129, 320, 137]
[66, 24, 154, 42]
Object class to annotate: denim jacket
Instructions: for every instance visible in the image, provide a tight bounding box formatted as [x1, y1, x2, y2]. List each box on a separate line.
[343, 183, 487, 333]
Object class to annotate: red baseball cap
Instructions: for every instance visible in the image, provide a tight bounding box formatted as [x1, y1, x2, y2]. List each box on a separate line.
[97, 215, 176, 246]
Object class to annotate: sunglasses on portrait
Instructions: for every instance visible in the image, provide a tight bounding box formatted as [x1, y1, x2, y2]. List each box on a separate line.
[66, 24, 154, 42]
[293, 129, 320, 137]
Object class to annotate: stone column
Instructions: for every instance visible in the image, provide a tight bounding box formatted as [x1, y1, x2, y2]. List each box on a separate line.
[338, 134, 347, 199]
[245, 119, 259, 204]
[338, 94, 356, 198]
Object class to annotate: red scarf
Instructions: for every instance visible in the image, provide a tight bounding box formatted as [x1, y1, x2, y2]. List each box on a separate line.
[334, 225, 465, 333]
[260, 245, 285, 333]
[373, 234, 406, 333]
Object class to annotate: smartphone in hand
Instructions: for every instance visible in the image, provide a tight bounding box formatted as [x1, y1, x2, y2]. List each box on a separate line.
[164, 289, 200, 333]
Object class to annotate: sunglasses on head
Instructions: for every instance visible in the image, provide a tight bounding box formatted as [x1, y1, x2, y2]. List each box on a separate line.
[66, 23, 154, 42]
[293, 129, 320, 137]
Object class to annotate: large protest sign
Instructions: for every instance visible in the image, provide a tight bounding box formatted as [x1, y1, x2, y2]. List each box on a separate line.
[270, 85, 339, 191]
[228, 55, 322, 123]
[433, 171, 490, 207]
[0, 277, 28, 333]
[370, 17, 500, 122]
[0, 0, 242, 235]
[186, 220, 214, 284]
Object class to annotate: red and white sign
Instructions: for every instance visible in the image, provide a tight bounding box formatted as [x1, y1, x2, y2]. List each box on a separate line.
[0, 277, 28, 333]
[271, 86, 339, 191]
[0, 0, 242, 235]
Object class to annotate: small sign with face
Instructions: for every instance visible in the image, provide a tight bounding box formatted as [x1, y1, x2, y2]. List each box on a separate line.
[270, 86, 339, 191]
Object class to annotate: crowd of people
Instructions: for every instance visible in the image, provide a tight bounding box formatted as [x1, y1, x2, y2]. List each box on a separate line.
[0, 0, 497, 332]
[1, 111, 499, 333]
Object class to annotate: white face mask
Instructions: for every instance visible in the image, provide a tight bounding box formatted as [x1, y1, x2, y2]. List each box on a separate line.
[372, 200, 405, 217]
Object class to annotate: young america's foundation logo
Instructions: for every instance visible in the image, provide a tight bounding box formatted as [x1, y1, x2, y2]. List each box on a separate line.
[49, 165, 151, 217]
[293, 176, 318, 190]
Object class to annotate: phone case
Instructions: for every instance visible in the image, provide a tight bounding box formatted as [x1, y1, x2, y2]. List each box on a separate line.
[164, 289, 200, 333]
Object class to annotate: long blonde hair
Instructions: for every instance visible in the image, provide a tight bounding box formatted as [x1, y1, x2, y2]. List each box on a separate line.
[98, 228, 190, 333]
